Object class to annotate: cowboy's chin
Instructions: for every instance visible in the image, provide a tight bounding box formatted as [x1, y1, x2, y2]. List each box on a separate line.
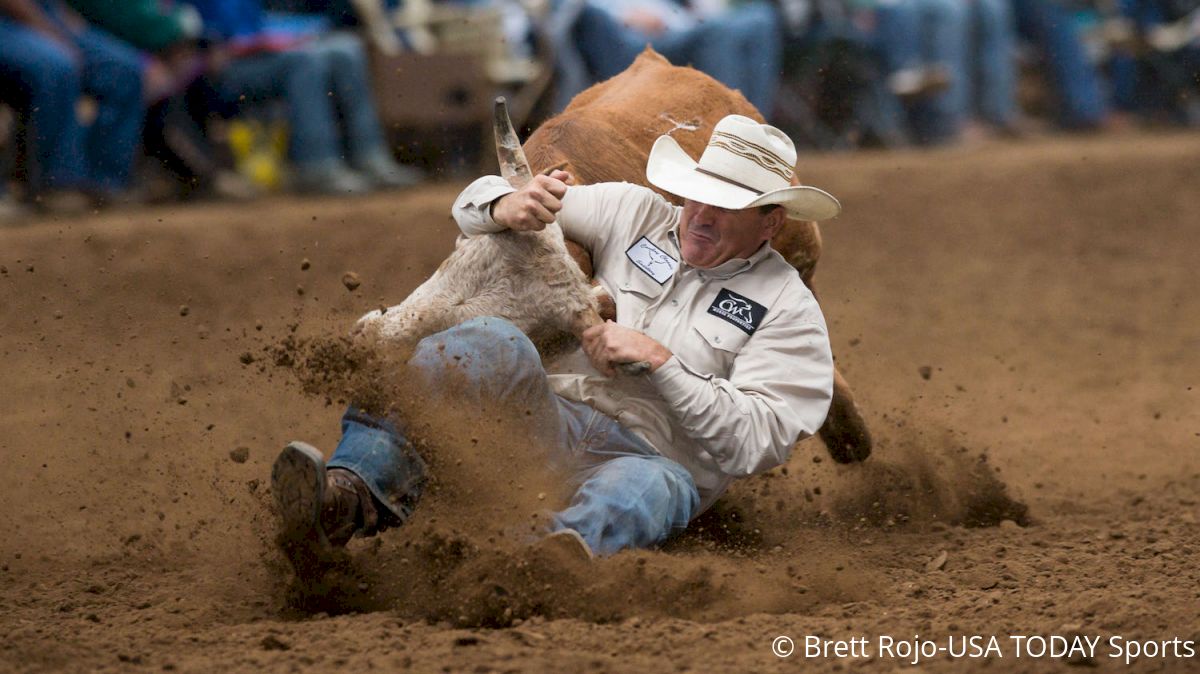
[681, 241, 721, 269]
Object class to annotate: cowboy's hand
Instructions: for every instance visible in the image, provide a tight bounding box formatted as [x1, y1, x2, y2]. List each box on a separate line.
[581, 321, 672, 377]
[491, 170, 574, 232]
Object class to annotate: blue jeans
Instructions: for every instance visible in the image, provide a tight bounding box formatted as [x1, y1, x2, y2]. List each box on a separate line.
[214, 32, 386, 165]
[874, 0, 968, 143]
[0, 11, 142, 192]
[969, 0, 1018, 127]
[688, 2, 783, 117]
[567, 2, 782, 115]
[327, 317, 699, 556]
[1012, 0, 1109, 128]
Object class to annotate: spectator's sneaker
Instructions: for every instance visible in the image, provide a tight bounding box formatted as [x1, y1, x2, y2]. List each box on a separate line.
[352, 151, 423, 190]
[1147, 20, 1196, 52]
[0, 195, 28, 226]
[535, 528, 594, 564]
[291, 160, 373, 195]
[888, 65, 951, 100]
[210, 170, 261, 201]
[32, 189, 93, 216]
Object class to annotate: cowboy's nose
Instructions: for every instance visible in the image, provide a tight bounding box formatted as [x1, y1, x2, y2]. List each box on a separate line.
[692, 203, 719, 224]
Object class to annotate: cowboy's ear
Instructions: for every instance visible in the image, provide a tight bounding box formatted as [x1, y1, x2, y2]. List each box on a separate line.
[762, 206, 786, 240]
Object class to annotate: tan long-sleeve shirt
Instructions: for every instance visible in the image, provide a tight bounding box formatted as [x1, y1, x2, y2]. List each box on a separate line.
[453, 177, 834, 512]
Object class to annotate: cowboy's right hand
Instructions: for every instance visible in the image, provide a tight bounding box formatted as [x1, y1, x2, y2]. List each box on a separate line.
[491, 171, 572, 232]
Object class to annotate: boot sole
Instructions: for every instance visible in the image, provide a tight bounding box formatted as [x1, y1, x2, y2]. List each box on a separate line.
[272, 442, 330, 570]
[536, 528, 594, 564]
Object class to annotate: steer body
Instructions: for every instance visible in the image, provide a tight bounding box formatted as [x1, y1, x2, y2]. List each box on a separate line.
[526, 49, 871, 463]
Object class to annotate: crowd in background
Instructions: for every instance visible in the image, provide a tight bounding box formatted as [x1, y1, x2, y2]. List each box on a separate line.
[2, 0, 1199, 222]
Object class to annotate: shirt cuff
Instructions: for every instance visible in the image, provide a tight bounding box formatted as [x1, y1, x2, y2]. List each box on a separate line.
[456, 177, 517, 236]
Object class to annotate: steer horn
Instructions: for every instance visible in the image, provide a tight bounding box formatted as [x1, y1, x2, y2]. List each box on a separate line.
[494, 97, 533, 189]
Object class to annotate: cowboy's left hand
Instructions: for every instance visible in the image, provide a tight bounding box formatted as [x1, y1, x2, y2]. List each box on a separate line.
[581, 321, 672, 377]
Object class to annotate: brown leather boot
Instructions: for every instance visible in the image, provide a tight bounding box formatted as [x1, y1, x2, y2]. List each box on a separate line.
[272, 443, 380, 572]
[322, 468, 379, 547]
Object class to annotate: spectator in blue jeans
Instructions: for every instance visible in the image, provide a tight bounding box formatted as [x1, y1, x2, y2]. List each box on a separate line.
[1109, 0, 1200, 125]
[553, 0, 783, 117]
[873, 0, 1020, 143]
[187, 0, 420, 194]
[966, 0, 1020, 135]
[872, 0, 967, 143]
[1012, 0, 1111, 130]
[0, 0, 142, 205]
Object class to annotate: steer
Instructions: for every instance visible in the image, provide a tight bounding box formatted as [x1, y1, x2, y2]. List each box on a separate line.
[357, 98, 645, 373]
[523, 48, 872, 464]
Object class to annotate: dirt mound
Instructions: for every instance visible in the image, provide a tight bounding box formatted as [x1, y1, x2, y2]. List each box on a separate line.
[827, 421, 1030, 529]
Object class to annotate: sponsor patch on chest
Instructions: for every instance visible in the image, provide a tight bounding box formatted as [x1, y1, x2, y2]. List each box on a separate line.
[707, 288, 767, 335]
[625, 236, 678, 284]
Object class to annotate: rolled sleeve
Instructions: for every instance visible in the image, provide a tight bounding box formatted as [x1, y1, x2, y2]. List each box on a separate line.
[451, 176, 516, 236]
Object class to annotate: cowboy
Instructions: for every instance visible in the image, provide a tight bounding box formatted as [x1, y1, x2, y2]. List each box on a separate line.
[271, 115, 841, 562]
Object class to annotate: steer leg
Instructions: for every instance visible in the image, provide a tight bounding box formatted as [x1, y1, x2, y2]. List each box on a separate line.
[819, 367, 872, 463]
[770, 221, 872, 462]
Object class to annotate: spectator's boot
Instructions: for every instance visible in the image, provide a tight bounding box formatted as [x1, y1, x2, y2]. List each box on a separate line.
[271, 442, 380, 574]
[291, 159, 373, 196]
[0, 194, 28, 226]
[352, 150, 423, 190]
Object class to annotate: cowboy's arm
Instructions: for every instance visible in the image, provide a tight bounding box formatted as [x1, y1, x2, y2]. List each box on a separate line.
[450, 175, 516, 235]
[651, 307, 834, 476]
[452, 177, 666, 256]
[455, 174, 598, 241]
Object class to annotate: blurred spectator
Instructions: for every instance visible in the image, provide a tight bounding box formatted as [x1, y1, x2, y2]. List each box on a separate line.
[553, 0, 783, 117]
[871, 0, 1020, 144]
[966, 0, 1020, 136]
[774, 0, 911, 149]
[64, 0, 259, 200]
[1012, 0, 1113, 130]
[186, 0, 421, 194]
[1111, 0, 1200, 125]
[1, 133, 25, 221]
[0, 0, 143, 207]
[871, 0, 966, 143]
[0, 188, 21, 223]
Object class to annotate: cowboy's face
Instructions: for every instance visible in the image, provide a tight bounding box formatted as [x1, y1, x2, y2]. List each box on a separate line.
[678, 200, 785, 269]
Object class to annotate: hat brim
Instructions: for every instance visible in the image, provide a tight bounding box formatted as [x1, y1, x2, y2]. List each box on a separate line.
[645, 136, 842, 221]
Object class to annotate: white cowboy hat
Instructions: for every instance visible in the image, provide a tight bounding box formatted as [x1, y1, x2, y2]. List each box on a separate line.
[646, 115, 841, 221]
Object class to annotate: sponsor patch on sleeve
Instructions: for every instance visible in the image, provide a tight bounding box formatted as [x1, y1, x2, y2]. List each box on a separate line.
[707, 288, 767, 335]
[625, 236, 678, 285]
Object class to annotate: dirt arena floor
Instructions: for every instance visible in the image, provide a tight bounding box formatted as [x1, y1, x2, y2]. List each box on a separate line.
[2, 131, 1198, 673]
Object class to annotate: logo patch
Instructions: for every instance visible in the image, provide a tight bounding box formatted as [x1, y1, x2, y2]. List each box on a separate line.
[625, 236, 678, 285]
[707, 288, 767, 335]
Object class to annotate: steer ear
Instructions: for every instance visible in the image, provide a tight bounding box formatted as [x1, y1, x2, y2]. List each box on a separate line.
[494, 97, 533, 189]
